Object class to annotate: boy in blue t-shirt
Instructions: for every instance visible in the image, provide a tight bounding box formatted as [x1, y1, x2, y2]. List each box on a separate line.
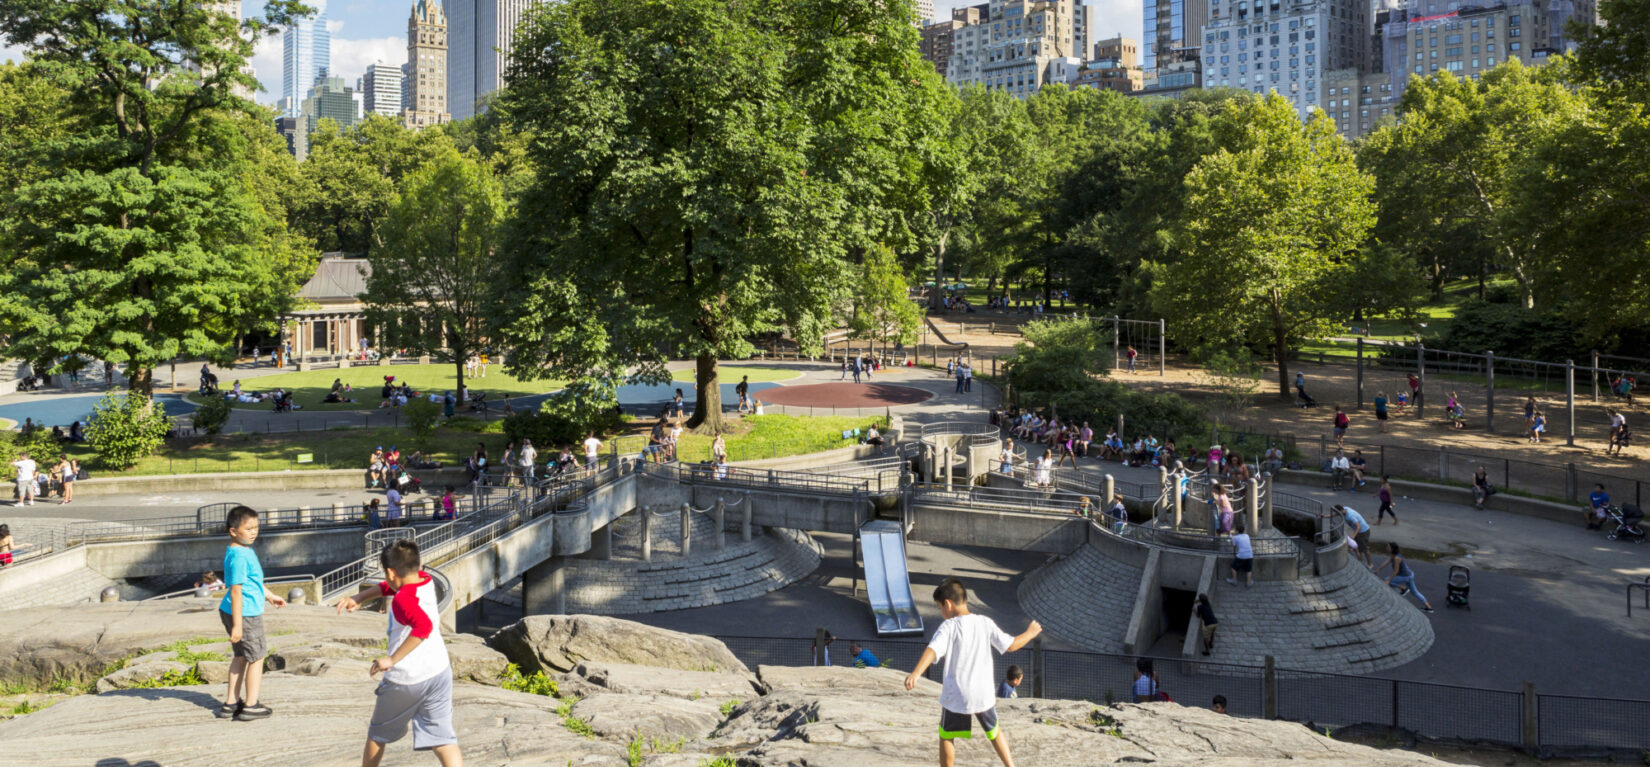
[849, 641, 880, 668]
[1587, 484, 1610, 530]
[219, 506, 285, 721]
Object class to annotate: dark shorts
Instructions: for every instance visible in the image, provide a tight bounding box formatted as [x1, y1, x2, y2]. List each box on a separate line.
[1334, 427, 1347, 438]
[1355, 529, 1371, 550]
[1376, 410, 1388, 420]
[939, 707, 999, 741]
[1233, 557, 1254, 573]
[219, 610, 267, 661]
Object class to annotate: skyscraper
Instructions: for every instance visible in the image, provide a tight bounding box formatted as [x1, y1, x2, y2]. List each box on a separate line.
[360, 62, 405, 118]
[912, 0, 936, 24]
[946, 0, 1080, 97]
[447, 0, 542, 121]
[405, 0, 451, 128]
[282, 11, 331, 117]
[301, 76, 360, 135]
[1143, 0, 1208, 80]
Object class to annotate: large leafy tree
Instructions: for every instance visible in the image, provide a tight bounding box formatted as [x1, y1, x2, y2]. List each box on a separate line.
[293, 114, 455, 255]
[848, 245, 923, 359]
[497, 0, 940, 431]
[1358, 63, 1584, 308]
[362, 148, 506, 405]
[0, 0, 314, 394]
[1151, 94, 1376, 397]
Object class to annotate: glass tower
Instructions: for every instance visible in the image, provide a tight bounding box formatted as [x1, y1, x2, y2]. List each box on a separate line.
[282, 11, 332, 118]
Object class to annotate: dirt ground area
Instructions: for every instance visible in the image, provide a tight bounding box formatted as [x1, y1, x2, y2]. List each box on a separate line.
[918, 309, 1646, 498]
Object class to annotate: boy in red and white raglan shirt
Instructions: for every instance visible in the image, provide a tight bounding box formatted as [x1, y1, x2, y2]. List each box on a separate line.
[336, 539, 462, 767]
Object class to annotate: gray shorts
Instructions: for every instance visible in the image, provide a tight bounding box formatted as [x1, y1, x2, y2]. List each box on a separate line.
[369, 672, 457, 750]
[218, 610, 267, 661]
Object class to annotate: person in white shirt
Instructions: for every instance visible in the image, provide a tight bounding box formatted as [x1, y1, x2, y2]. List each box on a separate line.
[1329, 449, 1352, 491]
[12, 453, 37, 506]
[336, 539, 461, 766]
[905, 578, 1041, 767]
[518, 439, 537, 483]
[582, 432, 602, 469]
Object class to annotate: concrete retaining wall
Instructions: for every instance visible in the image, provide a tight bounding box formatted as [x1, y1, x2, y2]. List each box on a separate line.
[69, 467, 472, 499]
[0, 546, 90, 608]
[83, 527, 367, 579]
[908, 504, 1087, 555]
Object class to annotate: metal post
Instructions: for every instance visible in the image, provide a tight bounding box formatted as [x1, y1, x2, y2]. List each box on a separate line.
[1263, 476, 1274, 529]
[1355, 337, 1364, 409]
[1416, 343, 1426, 418]
[1159, 318, 1166, 377]
[680, 502, 692, 557]
[640, 505, 653, 562]
[1173, 480, 1184, 530]
[1522, 682, 1538, 747]
[714, 498, 726, 551]
[1566, 359, 1576, 446]
[1112, 316, 1120, 370]
[1485, 351, 1495, 434]
[1104, 474, 1115, 508]
[814, 627, 827, 666]
[1592, 350, 1599, 402]
[741, 500, 752, 542]
[1263, 655, 1277, 719]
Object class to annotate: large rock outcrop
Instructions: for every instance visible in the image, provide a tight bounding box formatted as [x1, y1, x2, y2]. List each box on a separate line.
[488, 613, 750, 675]
[0, 606, 1456, 766]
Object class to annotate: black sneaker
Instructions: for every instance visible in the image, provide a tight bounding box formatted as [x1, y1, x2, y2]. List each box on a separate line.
[1422, 606, 1435, 614]
[235, 703, 272, 721]
[216, 702, 241, 720]
[1398, 586, 1412, 596]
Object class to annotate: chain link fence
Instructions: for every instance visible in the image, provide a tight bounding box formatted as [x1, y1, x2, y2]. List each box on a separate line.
[711, 634, 1650, 751]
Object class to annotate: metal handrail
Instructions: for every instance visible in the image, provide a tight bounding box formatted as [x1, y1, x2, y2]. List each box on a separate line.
[635, 461, 870, 495]
[144, 573, 317, 601]
[1628, 577, 1650, 617]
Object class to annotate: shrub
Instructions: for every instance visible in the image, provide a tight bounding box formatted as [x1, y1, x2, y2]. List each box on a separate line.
[0, 426, 62, 468]
[190, 395, 231, 435]
[85, 393, 172, 469]
[499, 663, 557, 696]
[1428, 302, 1584, 363]
[402, 399, 442, 453]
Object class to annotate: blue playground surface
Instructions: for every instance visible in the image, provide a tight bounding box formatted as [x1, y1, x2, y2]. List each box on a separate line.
[0, 393, 195, 429]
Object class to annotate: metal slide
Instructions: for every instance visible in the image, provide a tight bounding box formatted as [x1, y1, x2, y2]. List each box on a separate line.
[860, 520, 925, 636]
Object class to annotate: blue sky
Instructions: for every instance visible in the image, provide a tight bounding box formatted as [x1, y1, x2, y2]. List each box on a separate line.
[2, 0, 1144, 108]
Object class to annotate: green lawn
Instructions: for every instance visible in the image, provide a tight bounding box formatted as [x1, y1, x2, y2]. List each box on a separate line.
[62, 419, 508, 476]
[217, 364, 563, 411]
[62, 414, 885, 476]
[611, 414, 889, 463]
[669, 366, 801, 384]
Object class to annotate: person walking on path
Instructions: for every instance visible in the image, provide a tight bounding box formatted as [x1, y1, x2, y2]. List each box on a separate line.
[1225, 522, 1254, 587]
[736, 375, 752, 412]
[1375, 476, 1398, 524]
[852, 357, 862, 384]
[954, 364, 965, 394]
[582, 432, 602, 470]
[1332, 406, 1350, 448]
[1125, 345, 1138, 373]
[1377, 542, 1435, 613]
[1374, 391, 1389, 433]
[1195, 594, 1218, 656]
[964, 363, 973, 393]
[904, 578, 1041, 767]
[1335, 504, 1373, 567]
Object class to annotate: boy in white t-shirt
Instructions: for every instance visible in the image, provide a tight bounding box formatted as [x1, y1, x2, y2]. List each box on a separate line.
[905, 578, 1041, 767]
[336, 539, 461, 767]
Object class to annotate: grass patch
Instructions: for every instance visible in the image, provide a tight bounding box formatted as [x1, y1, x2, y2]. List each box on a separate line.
[127, 668, 207, 688]
[499, 664, 558, 697]
[556, 697, 596, 738]
[60, 423, 513, 476]
[670, 366, 801, 384]
[161, 639, 227, 664]
[720, 699, 742, 717]
[613, 414, 889, 463]
[219, 364, 563, 412]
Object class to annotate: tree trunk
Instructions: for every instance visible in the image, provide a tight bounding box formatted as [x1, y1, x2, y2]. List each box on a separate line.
[454, 356, 467, 408]
[1272, 290, 1291, 399]
[930, 228, 949, 311]
[687, 352, 724, 432]
[129, 366, 153, 397]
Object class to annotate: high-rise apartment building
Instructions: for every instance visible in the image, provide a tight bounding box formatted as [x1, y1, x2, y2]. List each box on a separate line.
[447, 0, 542, 121]
[920, 4, 987, 79]
[912, 0, 936, 24]
[301, 76, 360, 136]
[405, 0, 451, 128]
[1143, 0, 1208, 79]
[1070, 35, 1144, 91]
[281, 11, 331, 117]
[1198, 0, 1365, 117]
[360, 62, 404, 118]
[946, 0, 1081, 97]
[274, 115, 307, 160]
[1073, 2, 1100, 66]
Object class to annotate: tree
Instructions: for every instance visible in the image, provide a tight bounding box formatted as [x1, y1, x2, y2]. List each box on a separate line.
[1358, 63, 1584, 308]
[292, 114, 454, 255]
[362, 148, 505, 405]
[849, 245, 923, 359]
[0, 1, 313, 394]
[1151, 94, 1376, 398]
[497, 0, 940, 432]
[1570, 0, 1650, 103]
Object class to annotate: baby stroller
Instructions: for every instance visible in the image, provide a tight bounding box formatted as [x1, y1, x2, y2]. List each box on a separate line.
[393, 468, 424, 495]
[1606, 503, 1646, 543]
[1445, 565, 1470, 609]
[199, 372, 220, 396]
[1294, 387, 1318, 408]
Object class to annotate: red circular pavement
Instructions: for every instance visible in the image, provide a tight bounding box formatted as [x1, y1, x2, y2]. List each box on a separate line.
[756, 382, 934, 408]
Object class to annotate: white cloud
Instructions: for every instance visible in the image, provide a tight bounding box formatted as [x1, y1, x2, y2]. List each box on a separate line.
[0, 41, 30, 66]
[249, 34, 407, 108]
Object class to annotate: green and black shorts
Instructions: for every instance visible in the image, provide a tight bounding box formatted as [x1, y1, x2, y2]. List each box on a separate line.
[939, 707, 999, 741]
